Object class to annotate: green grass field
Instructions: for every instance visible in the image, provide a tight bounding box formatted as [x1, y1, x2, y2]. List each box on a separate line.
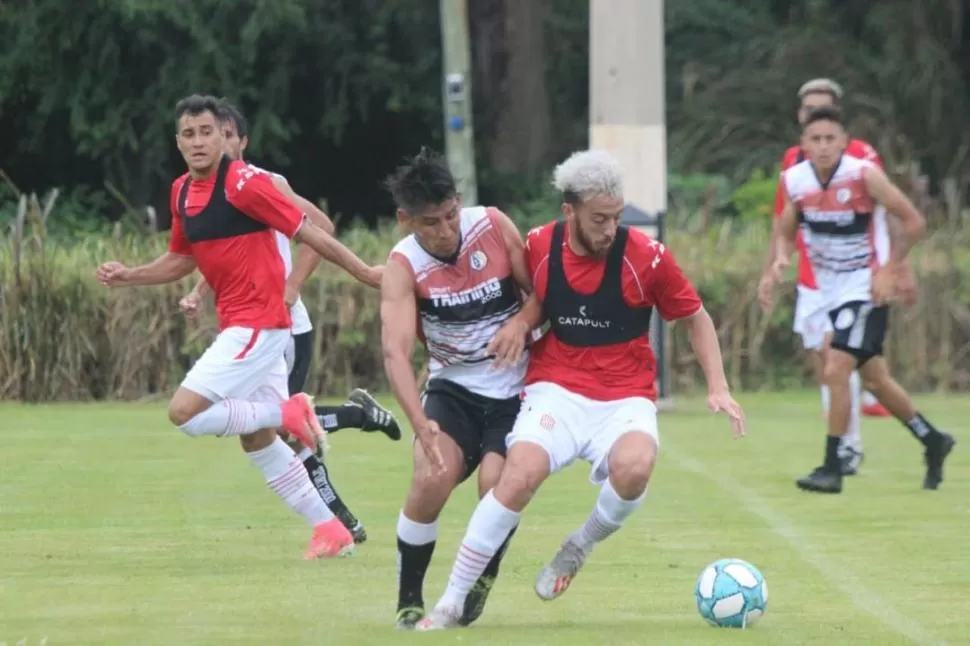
[0, 391, 966, 646]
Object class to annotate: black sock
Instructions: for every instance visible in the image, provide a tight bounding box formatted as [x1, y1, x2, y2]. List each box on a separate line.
[397, 538, 436, 611]
[315, 404, 365, 434]
[904, 412, 943, 447]
[824, 435, 841, 471]
[480, 525, 517, 580]
[301, 454, 361, 529]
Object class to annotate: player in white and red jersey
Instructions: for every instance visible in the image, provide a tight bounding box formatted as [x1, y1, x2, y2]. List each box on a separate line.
[416, 150, 745, 630]
[380, 149, 533, 629]
[762, 105, 954, 494]
[759, 79, 895, 476]
[178, 99, 401, 545]
[96, 94, 382, 559]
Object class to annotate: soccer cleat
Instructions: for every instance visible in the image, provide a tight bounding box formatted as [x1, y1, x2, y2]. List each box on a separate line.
[414, 604, 462, 631]
[304, 518, 355, 559]
[348, 388, 402, 441]
[458, 574, 496, 626]
[862, 402, 892, 417]
[281, 394, 328, 454]
[535, 538, 587, 601]
[395, 606, 424, 630]
[923, 432, 956, 490]
[795, 466, 843, 494]
[839, 448, 864, 476]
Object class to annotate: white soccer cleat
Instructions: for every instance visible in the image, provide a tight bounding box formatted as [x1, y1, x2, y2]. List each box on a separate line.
[535, 538, 588, 601]
[414, 604, 462, 631]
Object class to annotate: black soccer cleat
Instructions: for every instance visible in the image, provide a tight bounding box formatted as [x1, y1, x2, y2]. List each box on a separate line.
[395, 606, 425, 630]
[796, 466, 843, 494]
[840, 448, 864, 476]
[348, 388, 402, 441]
[458, 574, 497, 627]
[923, 432, 955, 490]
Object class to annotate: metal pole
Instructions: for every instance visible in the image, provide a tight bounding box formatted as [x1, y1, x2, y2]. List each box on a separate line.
[439, 0, 478, 206]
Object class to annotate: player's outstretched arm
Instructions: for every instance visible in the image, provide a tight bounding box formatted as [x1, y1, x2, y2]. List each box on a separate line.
[380, 260, 426, 429]
[273, 175, 337, 295]
[679, 307, 745, 438]
[863, 165, 926, 263]
[293, 221, 382, 289]
[97, 252, 196, 287]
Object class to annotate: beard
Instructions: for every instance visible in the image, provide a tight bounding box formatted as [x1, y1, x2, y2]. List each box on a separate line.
[574, 223, 612, 259]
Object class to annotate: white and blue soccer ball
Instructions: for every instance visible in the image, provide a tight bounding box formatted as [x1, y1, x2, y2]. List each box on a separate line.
[694, 558, 768, 628]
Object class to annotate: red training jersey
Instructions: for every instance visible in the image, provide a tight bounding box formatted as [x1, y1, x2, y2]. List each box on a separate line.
[169, 159, 305, 331]
[524, 221, 702, 401]
[772, 138, 882, 289]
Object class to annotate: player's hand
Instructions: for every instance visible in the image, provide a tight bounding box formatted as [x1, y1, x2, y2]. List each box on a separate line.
[179, 292, 203, 320]
[896, 260, 918, 307]
[283, 282, 300, 308]
[757, 274, 776, 313]
[96, 261, 131, 287]
[871, 261, 898, 305]
[770, 254, 789, 284]
[414, 418, 447, 476]
[708, 389, 745, 439]
[488, 316, 529, 369]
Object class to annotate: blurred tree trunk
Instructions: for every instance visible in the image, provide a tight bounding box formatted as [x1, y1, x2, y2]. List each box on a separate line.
[470, 0, 552, 176]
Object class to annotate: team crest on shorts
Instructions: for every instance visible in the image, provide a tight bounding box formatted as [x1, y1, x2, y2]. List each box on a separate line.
[836, 188, 852, 204]
[540, 414, 556, 431]
[470, 250, 488, 271]
[834, 307, 855, 330]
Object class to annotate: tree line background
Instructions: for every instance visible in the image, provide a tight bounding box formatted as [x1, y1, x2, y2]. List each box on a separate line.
[3, 0, 970, 401]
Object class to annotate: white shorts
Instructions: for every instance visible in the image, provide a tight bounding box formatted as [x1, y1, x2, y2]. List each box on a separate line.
[181, 327, 290, 404]
[792, 287, 832, 351]
[506, 381, 659, 484]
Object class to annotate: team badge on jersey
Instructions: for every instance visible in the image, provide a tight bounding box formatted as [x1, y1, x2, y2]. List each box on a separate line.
[836, 188, 851, 204]
[470, 250, 488, 271]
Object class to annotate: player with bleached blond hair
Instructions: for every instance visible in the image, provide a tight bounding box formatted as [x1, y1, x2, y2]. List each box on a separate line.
[417, 149, 745, 630]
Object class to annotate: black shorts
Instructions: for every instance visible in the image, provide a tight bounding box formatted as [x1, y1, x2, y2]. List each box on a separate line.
[287, 330, 314, 395]
[422, 378, 521, 483]
[828, 301, 889, 366]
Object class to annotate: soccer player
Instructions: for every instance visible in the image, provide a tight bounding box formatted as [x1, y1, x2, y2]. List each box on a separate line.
[763, 105, 954, 494]
[96, 94, 382, 558]
[179, 99, 402, 544]
[759, 78, 902, 475]
[380, 149, 532, 629]
[416, 149, 745, 630]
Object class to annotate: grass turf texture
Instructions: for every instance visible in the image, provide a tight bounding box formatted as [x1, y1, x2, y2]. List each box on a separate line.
[0, 391, 965, 646]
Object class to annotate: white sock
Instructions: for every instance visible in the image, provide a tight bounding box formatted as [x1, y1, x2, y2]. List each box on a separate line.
[179, 399, 282, 438]
[840, 371, 864, 454]
[861, 389, 879, 407]
[574, 479, 646, 551]
[441, 490, 520, 608]
[296, 447, 314, 461]
[247, 437, 334, 527]
[397, 511, 438, 546]
[820, 385, 831, 414]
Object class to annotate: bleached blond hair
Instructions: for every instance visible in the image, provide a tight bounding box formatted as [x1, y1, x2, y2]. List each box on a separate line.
[797, 78, 843, 101]
[552, 149, 624, 202]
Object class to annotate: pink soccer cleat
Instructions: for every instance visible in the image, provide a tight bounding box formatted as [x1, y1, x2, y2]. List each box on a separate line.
[281, 393, 326, 453]
[305, 518, 355, 559]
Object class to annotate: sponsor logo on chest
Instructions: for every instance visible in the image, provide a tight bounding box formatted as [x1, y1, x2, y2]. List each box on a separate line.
[801, 206, 855, 226]
[557, 305, 611, 329]
[427, 276, 503, 308]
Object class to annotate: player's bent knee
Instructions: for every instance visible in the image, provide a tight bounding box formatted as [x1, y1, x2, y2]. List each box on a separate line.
[822, 356, 853, 387]
[493, 442, 549, 509]
[607, 431, 657, 495]
[168, 387, 213, 428]
[240, 428, 276, 452]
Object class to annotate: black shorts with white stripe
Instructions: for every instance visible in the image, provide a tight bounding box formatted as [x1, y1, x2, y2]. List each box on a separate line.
[829, 300, 889, 365]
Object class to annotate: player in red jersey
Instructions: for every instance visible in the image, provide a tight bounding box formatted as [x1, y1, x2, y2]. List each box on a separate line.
[762, 106, 953, 493]
[758, 78, 898, 476]
[96, 94, 382, 559]
[416, 150, 745, 630]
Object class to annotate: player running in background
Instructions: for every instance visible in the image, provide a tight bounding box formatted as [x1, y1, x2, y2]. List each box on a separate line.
[179, 99, 401, 544]
[97, 94, 382, 559]
[380, 149, 531, 629]
[763, 106, 954, 494]
[758, 78, 907, 476]
[416, 149, 745, 630]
